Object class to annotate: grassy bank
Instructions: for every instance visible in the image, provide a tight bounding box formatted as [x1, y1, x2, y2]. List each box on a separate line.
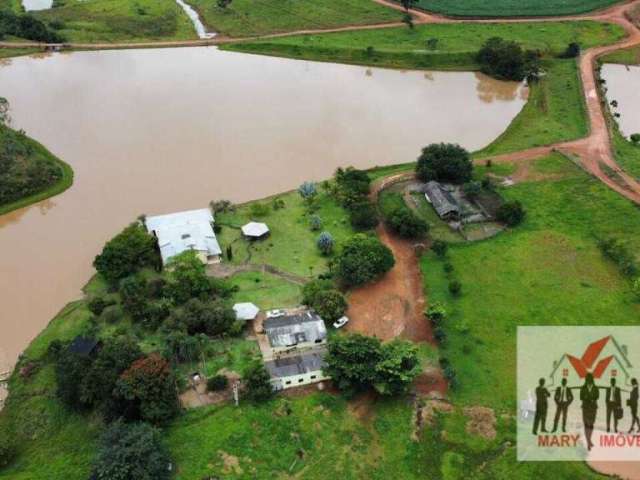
[0, 125, 74, 216]
[184, 0, 400, 38]
[421, 153, 640, 411]
[0, 48, 39, 59]
[601, 45, 640, 64]
[32, 0, 197, 43]
[223, 20, 625, 69]
[413, 0, 621, 17]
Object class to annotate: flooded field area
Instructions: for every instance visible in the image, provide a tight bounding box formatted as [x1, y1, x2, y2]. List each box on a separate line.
[0, 46, 527, 375]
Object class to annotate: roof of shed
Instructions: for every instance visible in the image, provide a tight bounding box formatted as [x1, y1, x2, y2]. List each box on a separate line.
[424, 181, 460, 217]
[265, 351, 326, 378]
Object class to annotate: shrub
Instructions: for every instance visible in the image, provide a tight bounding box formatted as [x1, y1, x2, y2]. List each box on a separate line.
[416, 143, 473, 184]
[336, 234, 394, 286]
[209, 199, 234, 213]
[312, 289, 347, 322]
[631, 133, 640, 145]
[249, 202, 270, 217]
[316, 231, 334, 255]
[443, 262, 454, 274]
[100, 304, 124, 324]
[87, 296, 114, 316]
[598, 237, 638, 278]
[165, 251, 211, 304]
[349, 201, 379, 230]
[560, 42, 580, 58]
[633, 278, 640, 300]
[298, 181, 317, 201]
[119, 274, 149, 321]
[434, 327, 447, 343]
[309, 214, 322, 231]
[93, 223, 159, 285]
[386, 207, 428, 239]
[426, 301, 447, 324]
[169, 298, 237, 337]
[163, 331, 201, 363]
[448, 280, 462, 296]
[91, 421, 171, 480]
[431, 240, 448, 258]
[0, 10, 64, 43]
[243, 361, 273, 402]
[463, 181, 482, 200]
[54, 346, 95, 410]
[207, 374, 229, 391]
[496, 200, 526, 226]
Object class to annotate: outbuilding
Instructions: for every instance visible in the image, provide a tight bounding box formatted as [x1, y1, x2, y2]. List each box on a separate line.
[266, 351, 329, 391]
[241, 221, 270, 240]
[145, 208, 222, 266]
[424, 181, 461, 221]
[233, 302, 260, 321]
[263, 310, 327, 354]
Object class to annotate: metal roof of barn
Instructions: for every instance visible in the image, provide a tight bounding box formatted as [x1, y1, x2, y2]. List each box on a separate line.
[424, 181, 461, 218]
[265, 351, 326, 378]
[263, 311, 327, 348]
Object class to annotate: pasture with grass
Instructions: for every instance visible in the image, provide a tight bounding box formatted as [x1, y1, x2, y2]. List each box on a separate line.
[412, 0, 621, 17]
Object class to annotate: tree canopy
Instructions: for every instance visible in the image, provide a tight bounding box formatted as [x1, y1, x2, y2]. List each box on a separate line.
[93, 223, 159, 285]
[335, 234, 395, 286]
[416, 143, 473, 184]
[476, 37, 540, 81]
[91, 421, 172, 480]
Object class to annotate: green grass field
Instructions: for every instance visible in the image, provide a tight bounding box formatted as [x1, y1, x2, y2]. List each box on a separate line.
[228, 270, 302, 310]
[413, 0, 621, 17]
[421, 153, 640, 411]
[185, 0, 400, 37]
[224, 20, 624, 69]
[0, 125, 74, 216]
[32, 0, 197, 43]
[478, 59, 588, 156]
[601, 45, 640, 64]
[216, 189, 355, 278]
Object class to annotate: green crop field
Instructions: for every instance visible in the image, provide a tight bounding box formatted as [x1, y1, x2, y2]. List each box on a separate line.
[422, 154, 640, 411]
[413, 0, 621, 17]
[185, 0, 401, 37]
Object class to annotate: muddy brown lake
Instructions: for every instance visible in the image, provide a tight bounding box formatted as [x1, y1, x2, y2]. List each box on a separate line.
[602, 63, 640, 138]
[0, 46, 527, 377]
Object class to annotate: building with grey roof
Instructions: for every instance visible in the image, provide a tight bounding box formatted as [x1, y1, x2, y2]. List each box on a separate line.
[265, 350, 329, 390]
[145, 208, 222, 266]
[424, 181, 461, 221]
[263, 310, 327, 354]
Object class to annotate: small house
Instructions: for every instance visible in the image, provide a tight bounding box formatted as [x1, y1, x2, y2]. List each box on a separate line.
[266, 351, 329, 390]
[145, 208, 222, 266]
[424, 181, 461, 221]
[263, 310, 327, 354]
[241, 222, 270, 240]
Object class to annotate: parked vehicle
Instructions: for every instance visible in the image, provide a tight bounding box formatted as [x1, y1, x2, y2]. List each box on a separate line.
[333, 316, 349, 329]
[266, 309, 286, 318]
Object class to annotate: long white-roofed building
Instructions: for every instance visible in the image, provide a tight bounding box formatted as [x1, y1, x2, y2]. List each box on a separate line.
[145, 208, 222, 266]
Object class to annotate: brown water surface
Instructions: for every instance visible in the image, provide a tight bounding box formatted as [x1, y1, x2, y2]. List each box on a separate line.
[0, 46, 527, 375]
[602, 63, 640, 138]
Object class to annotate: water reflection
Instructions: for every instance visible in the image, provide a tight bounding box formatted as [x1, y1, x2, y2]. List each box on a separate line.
[475, 72, 525, 103]
[0, 46, 527, 373]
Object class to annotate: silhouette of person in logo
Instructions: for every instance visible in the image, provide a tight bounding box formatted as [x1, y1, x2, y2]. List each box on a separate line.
[580, 373, 599, 451]
[606, 378, 623, 433]
[552, 378, 574, 433]
[628, 378, 639, 433]
[533, 378, 550, 434]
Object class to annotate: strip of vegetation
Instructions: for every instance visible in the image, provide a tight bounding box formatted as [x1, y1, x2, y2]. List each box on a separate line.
[600, 45, 640, 64]
[183, 0, 401, 38]
[0, 8, 64, 42]
[412, 0, 621, 17]
[0, 115, 74, 216]
[31, 0, 197, 43]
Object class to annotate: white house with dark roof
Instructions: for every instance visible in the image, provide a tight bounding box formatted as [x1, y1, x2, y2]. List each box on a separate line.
[145, 208, 222, 266]
[266, 350, 329, 391]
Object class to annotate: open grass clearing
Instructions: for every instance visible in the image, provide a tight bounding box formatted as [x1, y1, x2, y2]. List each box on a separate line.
[228, 270, 302, 310]
[421, 153, 640, 411]
[184, 0, 400, 38]
[32, 0, 197, 43]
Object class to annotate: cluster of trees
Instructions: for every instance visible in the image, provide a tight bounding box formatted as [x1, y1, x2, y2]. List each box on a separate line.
[302, 279, 348, 322]
[51, 338, 179, 425]
[380, 192, 429, 239]
[0, 9, 64, 43]
[332, 167, 379, 231]
[476, 37, 541, 82]
[324, 333, 421, 396]
[0, 109, 64, 206]
[416, 143, 473, 185]
[335, 234, 394, 287]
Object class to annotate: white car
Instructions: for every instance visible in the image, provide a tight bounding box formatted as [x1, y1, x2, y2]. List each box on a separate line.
[266, 309, 286, 318]
[333, 316, 350, 329]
